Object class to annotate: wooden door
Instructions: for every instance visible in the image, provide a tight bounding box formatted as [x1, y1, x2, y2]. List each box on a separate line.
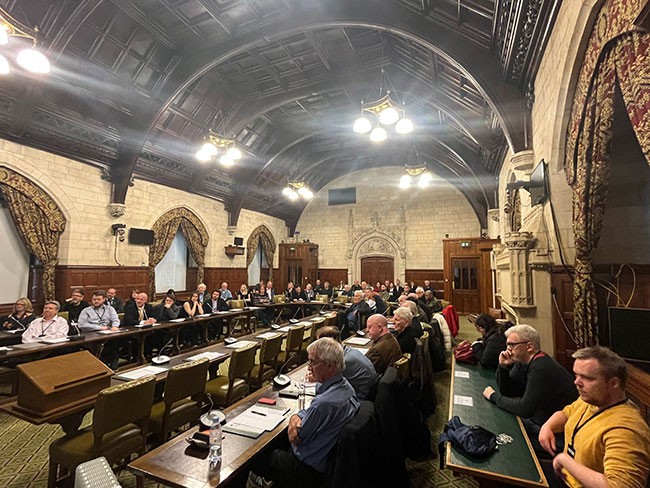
[451, 257, 480, 313]
[360, 257, 394, 285]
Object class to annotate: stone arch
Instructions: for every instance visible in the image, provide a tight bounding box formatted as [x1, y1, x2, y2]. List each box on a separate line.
[0, 165, 67, 300]
[246, 225, 277, 282]
[350, 232, 405, 284]
[148, 206, 209, 296]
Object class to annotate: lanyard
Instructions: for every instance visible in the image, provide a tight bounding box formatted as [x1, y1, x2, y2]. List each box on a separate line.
[40, 319, 56, 336]
[93, 306, 106, 324]
[570, 398, 628, 447]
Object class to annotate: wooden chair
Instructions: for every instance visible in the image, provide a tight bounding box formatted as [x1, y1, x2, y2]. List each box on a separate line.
[276, 324, 305, 372]
[394, 353, 411, 381]
[148, 358, 209, 443]
[250, 334, 283, 389]
[0, 366, 18, 397]
[205, 343, 257, 407]
[48, 375, 156, 487]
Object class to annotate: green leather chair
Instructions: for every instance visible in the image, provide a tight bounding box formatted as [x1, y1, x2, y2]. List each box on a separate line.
[250, 334, 283, 390]
[275, 324, 305, 372]
[148, 358, 209, 443]
[205, 343, 257, 407]
[48, 375, 156, 487]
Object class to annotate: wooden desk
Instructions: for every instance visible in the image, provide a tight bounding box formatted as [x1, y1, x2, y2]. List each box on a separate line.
[127, 366, 306, 488]
[445, 358, 548, 488]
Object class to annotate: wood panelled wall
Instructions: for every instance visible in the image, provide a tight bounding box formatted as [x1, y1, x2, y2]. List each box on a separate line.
[318, 269, 348, 288]
[551, 264, 650, 368]
[55, 266, 148, 305]
[406, 269, 445, 298]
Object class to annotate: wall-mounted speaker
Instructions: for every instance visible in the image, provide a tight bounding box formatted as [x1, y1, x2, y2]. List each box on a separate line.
[234, 237, 244, 246]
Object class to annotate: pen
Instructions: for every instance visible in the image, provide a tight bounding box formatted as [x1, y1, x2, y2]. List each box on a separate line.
[251, 410, 267, 416]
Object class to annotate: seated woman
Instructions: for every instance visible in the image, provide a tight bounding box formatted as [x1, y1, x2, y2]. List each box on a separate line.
[2, 297, 36, 330]
[237, 283, 251, 302]
[180, 292, 204, 346]
[204, 290, 230, 340]
[252, 284, 273, 326]
[465, 314, 506, 370]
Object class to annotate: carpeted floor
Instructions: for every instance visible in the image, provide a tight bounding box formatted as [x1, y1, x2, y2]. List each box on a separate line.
[0, 319, 479, 487]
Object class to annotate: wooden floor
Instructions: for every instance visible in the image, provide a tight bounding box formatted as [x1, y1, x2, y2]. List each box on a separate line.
[0, 320, 479, 488]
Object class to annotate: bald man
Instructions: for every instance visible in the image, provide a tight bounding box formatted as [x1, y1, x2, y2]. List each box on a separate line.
[365, 314, 402, 375]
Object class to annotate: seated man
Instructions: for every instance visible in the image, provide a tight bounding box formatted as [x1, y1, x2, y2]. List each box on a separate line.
[341, 290, 371, 339]
[219, 282, 233, 301]
[123, 292, 156, 326]
[365, 314, 402, 375]
[105, 287, 124, 313]
[22, 300, 68, 343]
[196, 282, 208, 304]
[364, 286, 387, 315]
[248, 338, 360, 488]
[204, 289, 230, 339]
[60, 288, 89, 323]
[78, 290, 123, 368]
[316, 326, 378, 400]
[77, 290, 120, 332]
[392, 306, 421, 355]
[153, 295, 181, 322]
[320, 280, 333, 298]
[482, 324, 578, 441]
[539, 346, 650, 488]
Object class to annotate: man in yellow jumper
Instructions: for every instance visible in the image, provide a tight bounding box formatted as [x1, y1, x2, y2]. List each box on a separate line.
[539, 346, 650, 488]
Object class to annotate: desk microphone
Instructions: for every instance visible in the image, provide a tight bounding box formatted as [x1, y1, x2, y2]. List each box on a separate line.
[152, 338, 174, 364]
[69, 322, 85, 341]
[273, 353, 297, 389]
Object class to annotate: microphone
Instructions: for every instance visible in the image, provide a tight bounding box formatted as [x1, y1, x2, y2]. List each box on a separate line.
[69, 321, 85, 341]
[273, 352, 297, 389]
[152, 338, 174, 364]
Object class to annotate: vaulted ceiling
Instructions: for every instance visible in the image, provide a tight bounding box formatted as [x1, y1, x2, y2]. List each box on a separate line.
[0, 0, 560, 230]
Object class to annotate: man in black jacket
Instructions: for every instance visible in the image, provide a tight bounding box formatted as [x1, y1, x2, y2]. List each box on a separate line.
[341, 290, 371, 339]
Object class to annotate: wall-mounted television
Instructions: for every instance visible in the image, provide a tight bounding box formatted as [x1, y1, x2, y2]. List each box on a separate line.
[608, 306, 650, 364]
[129, 228, 155, 246]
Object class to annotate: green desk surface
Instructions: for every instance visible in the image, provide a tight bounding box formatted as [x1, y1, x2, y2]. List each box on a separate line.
[446, 358, 548, 487]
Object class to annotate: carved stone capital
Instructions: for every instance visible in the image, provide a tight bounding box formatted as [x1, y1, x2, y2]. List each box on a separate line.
[107, 203, 126, 218]
[226, 225, 237, 235]
[504, 231, 535, 249]
[510, 150, 535, 172]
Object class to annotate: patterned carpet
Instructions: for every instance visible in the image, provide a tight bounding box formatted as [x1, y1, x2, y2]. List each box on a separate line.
[0, 321, 478, 487]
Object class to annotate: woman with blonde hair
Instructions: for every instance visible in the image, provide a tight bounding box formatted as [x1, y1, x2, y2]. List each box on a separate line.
[2, 297, 35, 330]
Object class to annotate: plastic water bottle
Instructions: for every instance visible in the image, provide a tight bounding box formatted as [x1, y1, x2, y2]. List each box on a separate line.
[208, 411, 222, 465]
[297, 377, 306, 411]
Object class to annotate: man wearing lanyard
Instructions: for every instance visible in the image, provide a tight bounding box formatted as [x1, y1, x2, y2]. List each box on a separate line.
[21, 300, 69, 343]
[482, 324, 578, 454]
[78, 290, 122, 369]
[539, 346, 650, 488]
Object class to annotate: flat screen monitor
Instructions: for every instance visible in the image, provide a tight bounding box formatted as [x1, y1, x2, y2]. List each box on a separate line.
[608, 306, 650, 363]
[529, 159, 548, 206]
[129, 228, 154, 246]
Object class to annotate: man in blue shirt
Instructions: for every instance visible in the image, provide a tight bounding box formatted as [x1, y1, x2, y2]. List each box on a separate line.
[247, 338, 360, 488]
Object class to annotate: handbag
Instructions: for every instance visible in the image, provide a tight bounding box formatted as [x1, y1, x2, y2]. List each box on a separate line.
[454, 341, 477, 364]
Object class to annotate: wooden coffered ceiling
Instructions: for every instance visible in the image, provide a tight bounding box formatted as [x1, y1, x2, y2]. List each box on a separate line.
[0, 0, 561, 230]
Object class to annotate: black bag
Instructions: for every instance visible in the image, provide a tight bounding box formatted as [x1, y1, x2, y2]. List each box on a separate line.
[438, 416, 497, 467]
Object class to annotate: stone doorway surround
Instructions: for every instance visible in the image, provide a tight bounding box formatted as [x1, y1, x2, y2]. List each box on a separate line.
[347, 208, 406, 283]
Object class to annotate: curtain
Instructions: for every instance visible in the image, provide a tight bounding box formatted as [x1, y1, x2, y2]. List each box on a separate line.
[148, 207, 209, 297]
[565, 28, 650, 347]
[0, 167, 66, 301]
[246, 225, 276, 281]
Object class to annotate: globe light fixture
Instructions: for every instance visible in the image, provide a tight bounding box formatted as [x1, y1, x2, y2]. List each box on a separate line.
[283, 180, 314, 201]
[0, 8, 51, 75]
[195, 131, 243, 165]
[399, 147, 434, 189]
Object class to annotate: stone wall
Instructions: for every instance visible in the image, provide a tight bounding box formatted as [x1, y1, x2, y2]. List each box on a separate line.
[0, 139, 288, 270]
[296, 166, 480, 281]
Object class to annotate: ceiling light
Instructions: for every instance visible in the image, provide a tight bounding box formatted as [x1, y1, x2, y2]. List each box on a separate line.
[201, 142, 218, 156]
[352, 69, 414, 141]
[369, 127, 387, 143]
[0, 25, 8, 45]
[0, 9, 51, 75]
[196, 149, 212, 162]
[284, 180, 314, 201]
[195, 131, 242, 165]
[399, 175, 411, 189]
[0, 55, 9, 75]
[219, 155, 234, 166]
[17, 48, 50, 73]
[399, 147, 434, 189]
[227, 146, 242, 160]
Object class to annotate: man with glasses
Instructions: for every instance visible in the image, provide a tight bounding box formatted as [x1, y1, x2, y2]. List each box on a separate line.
[247, 338, 359, 488]
[482, 324, 577, 452]
[60, 288, 89, 323]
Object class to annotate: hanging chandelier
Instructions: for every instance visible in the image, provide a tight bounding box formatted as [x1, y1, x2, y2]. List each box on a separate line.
[399, 148, 433, 189]
[0, 8, 51, 75]
[195, 132, 242, 166]
[352, 70, 413, 142]
[282, 180, 313, 201]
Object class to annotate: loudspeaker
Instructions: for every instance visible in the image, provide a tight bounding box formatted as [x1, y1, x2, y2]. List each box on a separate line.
[234, 237, 244, 246]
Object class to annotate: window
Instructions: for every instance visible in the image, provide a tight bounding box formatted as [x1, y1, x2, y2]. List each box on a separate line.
[155, 230, 188, 292]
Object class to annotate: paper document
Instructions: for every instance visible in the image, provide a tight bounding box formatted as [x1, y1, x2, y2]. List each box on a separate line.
[40, 337, 70, 344]
[454, 371, 470, 378]
[115, 365, 167, 381]
[223, 404, 289, 438]
[0, 346, 11, 352]
[277, 326, 292, 332]
[225, 340, 257, 349]
[346, 337, 371, 346]
[256, 332, 281, 339]
[350, 347, 370, 356]
[453, 395, 474, 407]
[96, 329, 126, 334]
[183, 351, 225, 362]
[229, 308, 243, 312]
[169, 318, 186, 322]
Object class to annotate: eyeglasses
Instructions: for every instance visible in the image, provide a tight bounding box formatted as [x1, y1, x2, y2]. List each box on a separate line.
[307, 358, 324, 366]
[506, 341, 530, 349]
